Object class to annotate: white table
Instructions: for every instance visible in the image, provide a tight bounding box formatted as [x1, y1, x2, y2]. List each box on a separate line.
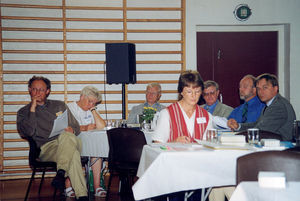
[230, 181, 300, 201]
[132, 143, 254, 200]
[77, 129, 153, 157]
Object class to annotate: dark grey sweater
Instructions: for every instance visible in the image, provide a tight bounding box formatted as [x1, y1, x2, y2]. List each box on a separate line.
[17, 99, 80, 147]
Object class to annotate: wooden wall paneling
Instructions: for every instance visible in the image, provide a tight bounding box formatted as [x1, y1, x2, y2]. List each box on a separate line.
[123, 0, 129, 119]
[1, 1, 64, 176]
[181, 0, 186, 70]
[0, 0, 185, 177]
[63, 0, 68, 102]
[0, 5, 4, 172]
[126, 1, 183, 110]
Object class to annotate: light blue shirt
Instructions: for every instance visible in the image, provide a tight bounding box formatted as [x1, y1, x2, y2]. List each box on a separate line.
[204, 100, 219, 115]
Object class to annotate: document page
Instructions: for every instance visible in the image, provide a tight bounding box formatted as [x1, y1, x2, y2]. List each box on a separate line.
[212, 116, 229, 129]
[49, 110, 68, 138]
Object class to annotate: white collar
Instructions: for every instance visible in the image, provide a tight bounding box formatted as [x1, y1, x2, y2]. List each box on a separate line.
[266, 95, 276, 106]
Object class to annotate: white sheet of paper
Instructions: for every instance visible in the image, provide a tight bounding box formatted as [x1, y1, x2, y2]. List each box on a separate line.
[49, 110, 68, 138]
[212, 116, 229, 129]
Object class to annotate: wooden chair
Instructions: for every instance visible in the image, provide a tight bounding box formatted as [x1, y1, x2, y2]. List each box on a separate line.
[236, 150, 300, 185]
[106, 128, 146, 200]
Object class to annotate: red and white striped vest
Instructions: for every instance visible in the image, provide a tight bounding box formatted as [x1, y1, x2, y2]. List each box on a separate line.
[167, 102, 209, 142]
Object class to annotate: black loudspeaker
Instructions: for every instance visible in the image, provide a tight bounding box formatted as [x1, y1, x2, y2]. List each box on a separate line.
[105, 43, 136, 84]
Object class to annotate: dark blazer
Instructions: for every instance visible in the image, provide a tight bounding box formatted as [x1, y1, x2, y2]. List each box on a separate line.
[240, 94, 296, 141]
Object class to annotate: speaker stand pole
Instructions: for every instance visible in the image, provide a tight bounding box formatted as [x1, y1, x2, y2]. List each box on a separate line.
[122, 83, 126, 120]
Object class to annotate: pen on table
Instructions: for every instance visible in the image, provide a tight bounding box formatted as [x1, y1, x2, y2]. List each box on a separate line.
[160, 145, 171, 150]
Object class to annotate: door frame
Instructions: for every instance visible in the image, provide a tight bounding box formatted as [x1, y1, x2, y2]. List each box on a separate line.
[195, 24, 290, 100]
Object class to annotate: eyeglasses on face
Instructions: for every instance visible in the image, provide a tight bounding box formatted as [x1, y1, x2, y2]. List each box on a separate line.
[146, 91, 159, 96]
[203, 91, 216, 96]
[30, 88, 47, 93]
[86, 97, 98, 106]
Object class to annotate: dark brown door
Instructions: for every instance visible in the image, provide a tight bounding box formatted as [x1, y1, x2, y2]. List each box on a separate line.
[197, 32, 277, 107]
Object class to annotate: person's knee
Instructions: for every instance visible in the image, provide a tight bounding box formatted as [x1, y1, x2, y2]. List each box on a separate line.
[224, 187, 235, 200]
[59, 132, 78, 146]
[59, 131, 76, 140]
[209, 188, 225, 201]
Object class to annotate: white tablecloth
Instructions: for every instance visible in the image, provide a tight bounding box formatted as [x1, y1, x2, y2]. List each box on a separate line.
[230, 181, 300, 201]
[77, 129, 153, 157]
[132, 143, 254, 200]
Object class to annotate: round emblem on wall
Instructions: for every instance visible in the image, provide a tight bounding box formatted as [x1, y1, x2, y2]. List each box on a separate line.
[234, 4, 252, 21]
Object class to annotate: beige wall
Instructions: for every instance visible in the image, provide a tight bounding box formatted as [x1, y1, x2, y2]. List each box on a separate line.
[0, 0, 184, 176]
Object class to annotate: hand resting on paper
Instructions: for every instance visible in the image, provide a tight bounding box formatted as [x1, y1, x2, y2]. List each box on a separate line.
[175, 136, 191, 143]
[80, 124, 97, 131]
[227, 119, 239, 130]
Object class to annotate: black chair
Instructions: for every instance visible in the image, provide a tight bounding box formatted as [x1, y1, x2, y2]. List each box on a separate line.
[293, 120, 300, 144]
[284, 146, 300, 153]
[106, 128, 147, 200]
[236, 130, 282, 143]
[236, 150, 300, 185]
[24, 137, 57, 201]
[24, 137, 89, 201]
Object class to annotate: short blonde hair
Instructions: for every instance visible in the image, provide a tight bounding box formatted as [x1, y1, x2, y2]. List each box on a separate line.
[80, 86, 102, 103]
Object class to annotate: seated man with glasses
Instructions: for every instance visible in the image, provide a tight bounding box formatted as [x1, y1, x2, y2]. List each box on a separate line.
[17, 76, 88, 201]
[201, 80, 233, 118]
[127, 82, 166, 124]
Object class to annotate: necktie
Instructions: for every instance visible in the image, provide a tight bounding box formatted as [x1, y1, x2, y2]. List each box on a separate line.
[263, 106, 268, 115]
[242, 102, 248, 123]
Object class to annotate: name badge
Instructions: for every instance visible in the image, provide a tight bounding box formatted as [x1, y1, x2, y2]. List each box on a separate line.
[56, 111, 63, 117]
[197, 117, 207, 124]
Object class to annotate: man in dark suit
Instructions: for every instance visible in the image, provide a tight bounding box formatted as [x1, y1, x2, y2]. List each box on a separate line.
[228, 73, 296, 141]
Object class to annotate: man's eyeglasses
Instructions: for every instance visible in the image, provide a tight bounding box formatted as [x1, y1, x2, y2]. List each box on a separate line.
[203, 91, 216, 96]
[30, 88, 47, 93]
[146, 91, 160, 96]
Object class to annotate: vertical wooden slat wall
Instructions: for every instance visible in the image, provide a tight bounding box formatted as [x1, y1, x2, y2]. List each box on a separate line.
[0, 0, 185, 178]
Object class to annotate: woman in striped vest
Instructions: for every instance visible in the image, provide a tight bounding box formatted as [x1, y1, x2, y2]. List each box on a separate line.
[152, 70, 213, 143]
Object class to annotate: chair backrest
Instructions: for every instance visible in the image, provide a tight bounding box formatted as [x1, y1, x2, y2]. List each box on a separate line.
[236, 130, 282, 142]
[107, 128, 147, 169]
[26, 137, 42, 167]
[293, 120, 300, 143]
[236, 150, 300, 184]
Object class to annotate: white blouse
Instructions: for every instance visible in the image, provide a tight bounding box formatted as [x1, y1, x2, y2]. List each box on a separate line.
[67, 102, 95, 126]
[152, 104, 213, 143]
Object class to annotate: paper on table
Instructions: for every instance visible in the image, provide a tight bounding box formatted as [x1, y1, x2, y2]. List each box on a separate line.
[196, 140, 252, 150]
[212, 116, 229, 129]
[49, 110, 68, 138]
[219, 134, 246, 144]
[149, 143, 205, 152]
